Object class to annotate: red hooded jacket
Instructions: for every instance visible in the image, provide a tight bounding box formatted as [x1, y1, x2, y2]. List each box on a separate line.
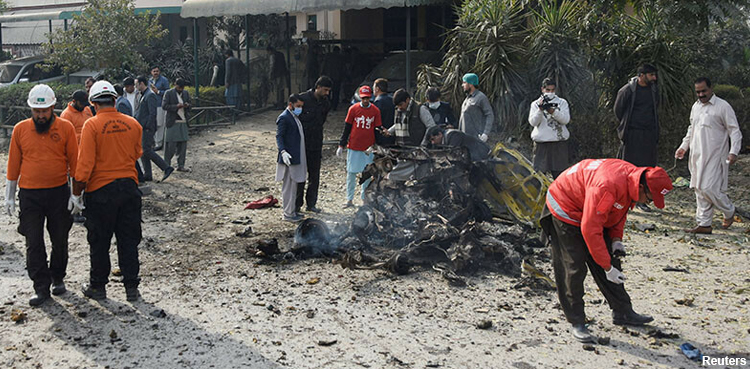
[546, 159, 647, 270]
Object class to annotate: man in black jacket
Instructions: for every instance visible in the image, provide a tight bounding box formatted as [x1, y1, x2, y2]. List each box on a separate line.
[424, 87, 457, 128]
[296, 76, 332, 213]
[372, 78, 395, 146]
[135, 76, 174, 182]
[614, 63, 659, 211]
[614, 63, 659, 167]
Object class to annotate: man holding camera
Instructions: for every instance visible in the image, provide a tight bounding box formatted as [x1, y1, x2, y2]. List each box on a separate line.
[528, 78, 571, 179]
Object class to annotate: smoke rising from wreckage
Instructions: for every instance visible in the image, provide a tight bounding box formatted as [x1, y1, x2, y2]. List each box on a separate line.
[256, 144, 554, 288]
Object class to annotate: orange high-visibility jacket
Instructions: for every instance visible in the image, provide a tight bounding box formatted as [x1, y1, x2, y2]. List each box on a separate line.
[74, 107, 142, 192]
[6, 117, 78, 189]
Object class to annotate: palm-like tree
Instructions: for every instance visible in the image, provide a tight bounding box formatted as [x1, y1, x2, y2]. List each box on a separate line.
[418, 0, 529, 133]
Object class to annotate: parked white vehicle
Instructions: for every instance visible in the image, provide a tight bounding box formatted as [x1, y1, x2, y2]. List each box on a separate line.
[0, 56, 65, 87]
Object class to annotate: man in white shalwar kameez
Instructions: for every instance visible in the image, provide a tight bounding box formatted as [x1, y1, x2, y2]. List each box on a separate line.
[276, 95, 307, 222]
[675, 77, 743, 234]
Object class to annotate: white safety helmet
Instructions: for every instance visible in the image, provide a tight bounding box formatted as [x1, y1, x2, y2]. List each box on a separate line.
[89, 80, 118, 103]
[27, 84, 57, 109]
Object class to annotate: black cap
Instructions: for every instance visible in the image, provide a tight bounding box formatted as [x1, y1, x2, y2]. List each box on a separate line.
[72, 90, 88, 104]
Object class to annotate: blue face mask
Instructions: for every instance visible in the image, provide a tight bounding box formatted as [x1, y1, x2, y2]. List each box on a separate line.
[293, 107, 303, 116]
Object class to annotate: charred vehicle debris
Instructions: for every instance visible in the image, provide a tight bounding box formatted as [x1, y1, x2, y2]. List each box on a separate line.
[251, 144, 556, 288]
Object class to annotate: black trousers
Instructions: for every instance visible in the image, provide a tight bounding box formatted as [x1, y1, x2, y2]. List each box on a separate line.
[83, 179, 142, 289]
[296, 149, 322, 210]
[544, 211, 632, 325]
[18, 184, 72, 293]
[141, 128, 169, 180]
[618, 128, 658, 167]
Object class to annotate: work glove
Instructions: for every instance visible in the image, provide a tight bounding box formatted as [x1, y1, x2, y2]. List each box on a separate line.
[612, 240, 625, 254]
[5, 180, 17, 216]
[68, 193, 85, 215]
[478, 133, 488, 142]
[281, 151, 292, 166]
[605, 266, 626, 284]
[336, 146, 344, 157]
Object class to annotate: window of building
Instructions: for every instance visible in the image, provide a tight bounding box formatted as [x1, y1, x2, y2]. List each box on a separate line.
[307, 15, 317, 31]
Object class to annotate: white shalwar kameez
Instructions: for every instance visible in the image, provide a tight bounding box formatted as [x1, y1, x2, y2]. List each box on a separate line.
[678, 94, 742, 227]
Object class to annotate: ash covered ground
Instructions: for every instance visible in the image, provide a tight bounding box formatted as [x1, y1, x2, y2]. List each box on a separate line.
[1, 109, 749, 368]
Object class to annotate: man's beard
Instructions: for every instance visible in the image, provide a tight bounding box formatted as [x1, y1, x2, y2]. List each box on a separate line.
[33, 115, 54, 133]
[74, 103, 85, 112]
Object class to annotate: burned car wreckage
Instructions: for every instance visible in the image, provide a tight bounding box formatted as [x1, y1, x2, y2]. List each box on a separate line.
[285, 143, 553, 286]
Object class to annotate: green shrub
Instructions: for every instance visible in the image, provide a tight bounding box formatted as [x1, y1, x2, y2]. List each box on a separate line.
[0, 82, 86, 125]
[0, 82, 85, 109]
[185, 85, 226, 106]
[713, 84, 743, 100]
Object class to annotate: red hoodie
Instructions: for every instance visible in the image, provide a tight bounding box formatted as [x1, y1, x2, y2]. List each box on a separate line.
[546, 159, 647, 270]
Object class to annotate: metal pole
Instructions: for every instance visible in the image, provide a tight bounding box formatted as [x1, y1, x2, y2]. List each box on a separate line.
[0, 23, 3, 59]
[49, 19, 52, 33]
[245, 14, 251, 112]
[405, 7, 411, 94]
[64, 19, 68, 31]
[193, 18, 199, 99]
[285, 13, 292, 97]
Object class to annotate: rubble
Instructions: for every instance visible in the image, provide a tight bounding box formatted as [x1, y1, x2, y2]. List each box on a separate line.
[289, 145, 550, 286]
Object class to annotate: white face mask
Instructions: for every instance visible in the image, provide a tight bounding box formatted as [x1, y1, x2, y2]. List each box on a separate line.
[428, 102, 440, 109]
[543, 92, 556, 99]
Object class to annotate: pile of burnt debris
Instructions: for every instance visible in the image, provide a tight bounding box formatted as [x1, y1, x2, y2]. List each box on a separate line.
[257, 146, 553, 287]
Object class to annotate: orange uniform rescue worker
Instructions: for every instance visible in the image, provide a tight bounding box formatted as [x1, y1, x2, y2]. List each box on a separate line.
[72, 80, 144, 302]
[60, 90, 93, 144]
[5, 84, 79, 306]
[539, 159, 673, 343]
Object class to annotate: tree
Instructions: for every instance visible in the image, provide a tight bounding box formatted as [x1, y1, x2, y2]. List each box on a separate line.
[43, 0, 167, 77]
[418, 0, 529, 133]
[0, 0, 8, 13]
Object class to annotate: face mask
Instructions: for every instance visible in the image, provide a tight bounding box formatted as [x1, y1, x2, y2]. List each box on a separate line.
[293, 107, 303, 116]
[428, 102, 440, 109]
[543, 92, 556, 99]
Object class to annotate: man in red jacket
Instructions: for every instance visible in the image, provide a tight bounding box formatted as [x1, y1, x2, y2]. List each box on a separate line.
[540, 159, 673, 343]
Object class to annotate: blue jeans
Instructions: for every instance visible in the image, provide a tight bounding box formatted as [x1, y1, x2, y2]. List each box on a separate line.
[346, 171, 372, 201]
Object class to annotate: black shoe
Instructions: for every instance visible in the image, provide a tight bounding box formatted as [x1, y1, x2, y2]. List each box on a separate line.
[161, 167, 175, 182]
[636, 203, 651, 212]
[81, 284, 106, 300]
[51, 281, 67, 296]
[73, 214, 86, 223]
[125, 286, 140, 302]
[154, 146, 163, 151]
[142, 177, 153, 182]
[571, 324, 596, 343]
[29, 292, 49, 307]
[613, 309, 654, 326]
[306, 206, 322, 213]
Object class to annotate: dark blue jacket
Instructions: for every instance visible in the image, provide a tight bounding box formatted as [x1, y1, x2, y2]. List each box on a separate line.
[116, 96, 133, 116]
[276, 108, 303, 165]
[424, 101, 457, 127]
[373, 93, 395, 129]
[135, 88, 158, 131]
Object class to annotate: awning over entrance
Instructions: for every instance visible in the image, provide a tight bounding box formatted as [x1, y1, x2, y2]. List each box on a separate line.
[0, 6, 182, 23]
[180, 0, 446, 18]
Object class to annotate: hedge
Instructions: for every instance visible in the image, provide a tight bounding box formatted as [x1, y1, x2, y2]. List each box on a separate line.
[1, 82, 85, 126]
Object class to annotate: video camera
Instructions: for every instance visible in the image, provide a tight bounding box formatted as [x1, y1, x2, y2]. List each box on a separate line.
[538, 94, 559, 111]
